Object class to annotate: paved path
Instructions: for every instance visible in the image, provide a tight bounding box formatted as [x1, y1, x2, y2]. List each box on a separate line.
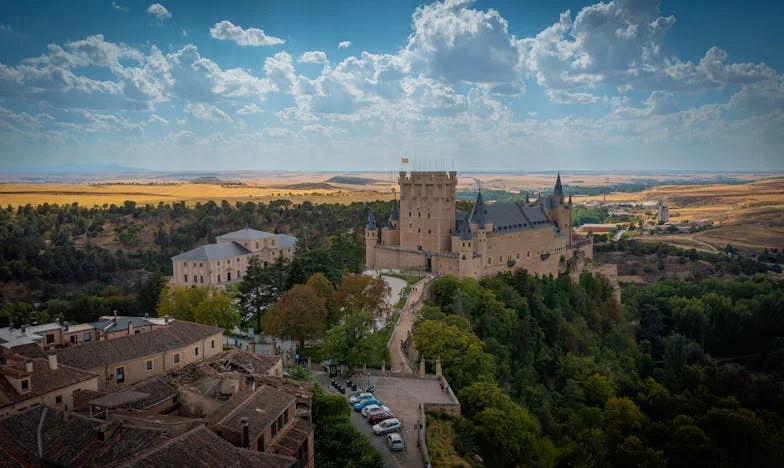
[389, 278, 429, 374]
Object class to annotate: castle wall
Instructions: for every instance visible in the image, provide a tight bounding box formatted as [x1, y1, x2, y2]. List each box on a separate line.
[431, 256, 459, 276]
[373, 245, 428, 270]
[381, 227, 400, 246]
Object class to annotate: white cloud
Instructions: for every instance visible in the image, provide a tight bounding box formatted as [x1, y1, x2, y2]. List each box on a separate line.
[546, 89, 601, 104]
[403, 0, 526, 94]
[148, 114, 169, 124]
[146, 4, 171, 22]
[181, 29, 188, 38]
[299, 51, 328, 65]
[237, 103, 263, 115]
[210, 21, 284, 46]
[338, 41, 352, 49]
[112, 2, 129, 13]
[185, 102, 233, 122]
[263, 52, 297, 93]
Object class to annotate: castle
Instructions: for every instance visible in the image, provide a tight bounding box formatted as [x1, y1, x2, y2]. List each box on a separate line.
[365, 171, 592, 279]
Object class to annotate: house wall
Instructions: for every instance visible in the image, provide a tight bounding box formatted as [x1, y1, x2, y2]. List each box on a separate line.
[63, 329, 98, 345]
[92, 331, 223, 390]
[0, 376, 99, 418]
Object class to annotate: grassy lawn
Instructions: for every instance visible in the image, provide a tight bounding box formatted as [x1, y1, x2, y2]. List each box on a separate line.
[364, 316, 397, 368]
[426, 412, 471, 468]
[385, 272, 424, 285]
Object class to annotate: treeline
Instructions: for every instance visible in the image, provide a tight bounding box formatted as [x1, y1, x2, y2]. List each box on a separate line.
[413, 272, 784, 467]
[0, 198, 386, 287]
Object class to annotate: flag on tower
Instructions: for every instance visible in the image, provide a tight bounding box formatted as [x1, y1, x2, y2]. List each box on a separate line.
[401, 157, 409, 164]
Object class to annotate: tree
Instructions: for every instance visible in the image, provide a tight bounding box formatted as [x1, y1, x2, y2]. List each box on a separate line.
[583, 373, 615, 408]
[264, 284, 327, 352]
[306, 273, 338, 328]
[137, 270, 167, 316]
[193, 292, 240, 330]
[323, 310, 373, 376]
[157, 285, 208, 322]
[157, 285, 238, 330]
[0, 302, 34, 327]
[238, 256, 289, 331]
[335, 275, 391, 330]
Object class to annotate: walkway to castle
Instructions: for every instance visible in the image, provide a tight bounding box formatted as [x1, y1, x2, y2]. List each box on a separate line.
[389, 277, 429, 374]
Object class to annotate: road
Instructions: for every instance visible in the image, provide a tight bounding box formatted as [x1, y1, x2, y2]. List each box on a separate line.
[389, 278, 428, 374]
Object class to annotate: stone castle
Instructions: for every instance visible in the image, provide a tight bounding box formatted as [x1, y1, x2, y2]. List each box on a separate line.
[365, 171, 592, 279]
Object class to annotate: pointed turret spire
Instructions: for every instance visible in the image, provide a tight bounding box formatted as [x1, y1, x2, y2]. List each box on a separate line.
[568, 192, 572, 205]
[459, 217, 473, 240]
[469, 189, 486, 228]
[525, 191, 530, 205]
[366, 210, 377, 231]
[554, 171, 563, 196]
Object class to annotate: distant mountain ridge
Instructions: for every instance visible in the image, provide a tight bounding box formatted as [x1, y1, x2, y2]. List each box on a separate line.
[5, 164, 154, 174]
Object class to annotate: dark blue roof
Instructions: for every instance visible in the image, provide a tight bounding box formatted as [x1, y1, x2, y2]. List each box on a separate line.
[90, 316, 153, 334]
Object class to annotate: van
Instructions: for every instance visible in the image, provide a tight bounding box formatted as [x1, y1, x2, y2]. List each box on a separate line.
[387, 433, 403, 451]
[373, 417, 401, 435]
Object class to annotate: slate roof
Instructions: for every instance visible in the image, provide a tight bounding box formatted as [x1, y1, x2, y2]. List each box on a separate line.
[127, 376, 177, 410]
[56, 320, 222, 370]
[217, 227, 277, 241]
[478, 201, 554, 234]
[171, 241, 253, 262]
[208, 385, 295, 439]
[90, 316, 153, 334]
[270, 417, 312, 457]
[277, 234, 297, 248]
[120, 425, 296, 468]
[0, 354, 97, 407]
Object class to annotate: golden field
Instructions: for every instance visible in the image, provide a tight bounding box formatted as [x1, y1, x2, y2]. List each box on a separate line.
[0, 182, 395, 207]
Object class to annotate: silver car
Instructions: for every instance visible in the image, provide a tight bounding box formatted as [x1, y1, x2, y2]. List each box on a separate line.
[373, 417, 401, 435]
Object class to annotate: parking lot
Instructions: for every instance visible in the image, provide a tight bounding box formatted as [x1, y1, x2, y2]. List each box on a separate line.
[321, 373, 455, 468]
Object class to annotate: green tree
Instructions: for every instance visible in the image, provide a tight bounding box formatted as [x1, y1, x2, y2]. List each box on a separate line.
[307, 273, 338, 328]
[583, 373, 615, 408]
[157, 285, 209, 322]
[238, 256, 289, 331]
[323, 310, 373, 376]
[138, 270, 167, 316]
[335, 275, 391, 329]
[193, 292, 240, 330]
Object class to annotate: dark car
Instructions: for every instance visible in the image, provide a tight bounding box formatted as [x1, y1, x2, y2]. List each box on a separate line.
[368, 411, 395, 425]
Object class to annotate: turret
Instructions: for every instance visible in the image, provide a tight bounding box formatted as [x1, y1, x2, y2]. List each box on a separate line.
[365, 210, 379, 267]
[469, 190, 487, 228]
[554, 171, 564, 199]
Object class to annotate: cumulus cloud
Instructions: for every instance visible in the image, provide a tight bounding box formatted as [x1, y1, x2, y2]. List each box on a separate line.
[210, 21, 284, 46]
[338, 41, 352, 49]
[146, 4, 171, 22]
[299, 51, 328, 65]
[112, 2, 129, 13]
[403, 0, 526, 94]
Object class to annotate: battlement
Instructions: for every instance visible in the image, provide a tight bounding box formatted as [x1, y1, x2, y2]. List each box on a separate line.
[398, 171, 457, 184]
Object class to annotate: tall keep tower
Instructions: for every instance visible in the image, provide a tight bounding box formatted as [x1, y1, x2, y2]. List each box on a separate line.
[398, 171, 457, 253]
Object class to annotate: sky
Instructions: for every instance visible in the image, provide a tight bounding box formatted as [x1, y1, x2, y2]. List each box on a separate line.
[0, 0, 782, 172]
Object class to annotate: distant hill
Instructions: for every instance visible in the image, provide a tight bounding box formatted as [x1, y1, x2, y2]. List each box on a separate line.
[5, 164, 153, 174]
[270, 182, 336, 190]
[326, 176, 378, 185]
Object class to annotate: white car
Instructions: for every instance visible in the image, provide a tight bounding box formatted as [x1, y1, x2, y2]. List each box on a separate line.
[362, 405, 390, 417]
[373, 417, 401, 435]
[349, 392, 374, 404]
[387, 433, 404, 451]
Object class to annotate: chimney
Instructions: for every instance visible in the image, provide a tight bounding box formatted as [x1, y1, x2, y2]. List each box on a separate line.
[128, 320, 134, 335]
[63, 321, 69, 332]
[25, 360, 34, 373]
[144, 313, 149, 319]
[48, 354, 58, 371]
[8, 322, 13, 331]
[240, 417, 249, 449]
[248, 341, 255, 354]
[21, 325, 26, 334]
[164, 315, 170, 324]
[96, 422, 116, 441]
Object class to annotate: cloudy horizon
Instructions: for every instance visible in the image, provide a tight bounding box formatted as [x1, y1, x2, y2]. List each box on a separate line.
[1, 0, 782, 172]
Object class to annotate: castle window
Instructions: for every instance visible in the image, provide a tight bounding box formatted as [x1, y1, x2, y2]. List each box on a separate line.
[427, 213, 430, 219]
[418, 212, 421, 218]
[409, 212, 411, 217]
[428, 229, 431, 234]
[499, 256, 502, 263]
[418, 228, 421, 233]
[517, 253, 520, 259]
[488, 258, 491, 265]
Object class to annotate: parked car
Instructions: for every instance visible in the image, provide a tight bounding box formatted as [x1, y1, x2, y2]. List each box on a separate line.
[368, 411, 395, 425]
[362, 405, 390, 417]
[373, 418, 401, 435]
[353, 398, 380, 411]
[349, 392, 374, 404]
[387, 433, 404, 451]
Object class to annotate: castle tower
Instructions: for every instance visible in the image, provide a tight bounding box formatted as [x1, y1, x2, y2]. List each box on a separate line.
[365, 210, 379, 268]
[398, 171, 457, 253]
[457, 217, 475, 278]
[381, 200, 401, 246]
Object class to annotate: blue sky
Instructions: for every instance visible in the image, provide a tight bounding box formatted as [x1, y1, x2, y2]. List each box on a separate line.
[0, 0, 782, 172]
